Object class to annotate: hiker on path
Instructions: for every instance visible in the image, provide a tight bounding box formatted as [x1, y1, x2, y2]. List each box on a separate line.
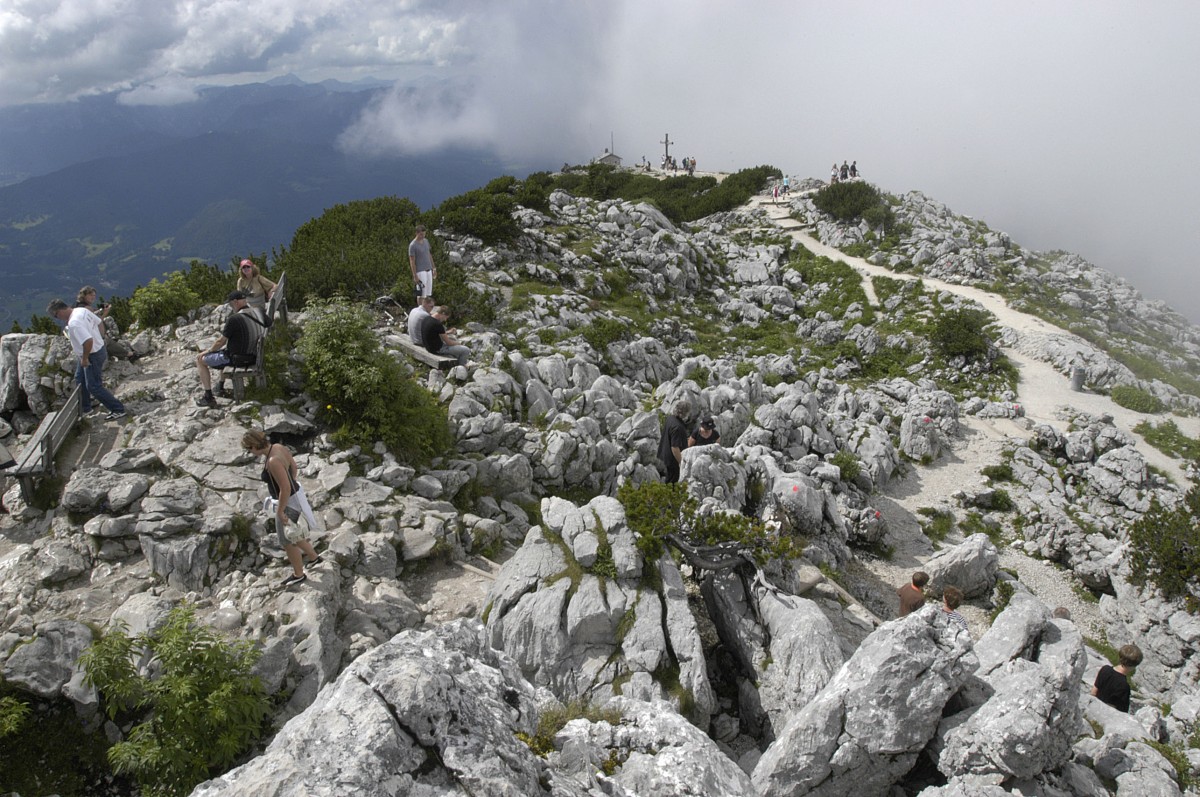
[830, 163, 839, 184]
[47, 298, 127, 420]
[409, 224, 436, 299]
[897, 571, 929, 616]
[849, 161, 858, 178]
[242, 430, 322, 588]
[840, 161, 849, 181]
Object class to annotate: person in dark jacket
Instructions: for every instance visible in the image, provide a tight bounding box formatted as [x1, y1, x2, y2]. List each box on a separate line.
[657, 400, 692, 483]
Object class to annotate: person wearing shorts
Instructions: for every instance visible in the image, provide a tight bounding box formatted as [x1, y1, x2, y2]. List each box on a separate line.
[195, 290, 265, 407]
[242, 429, 321, 587]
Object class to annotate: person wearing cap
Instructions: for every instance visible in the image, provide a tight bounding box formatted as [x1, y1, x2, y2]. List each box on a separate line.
[47, 298, 127, 420]
[409, 224, 436, 299]
[688, 416, 721, 448]
[194, 291, 266, 407]
[236, 259, 276, 309]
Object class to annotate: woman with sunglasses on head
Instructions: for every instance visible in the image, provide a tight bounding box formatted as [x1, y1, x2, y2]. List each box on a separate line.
[236, 259, 276, 310]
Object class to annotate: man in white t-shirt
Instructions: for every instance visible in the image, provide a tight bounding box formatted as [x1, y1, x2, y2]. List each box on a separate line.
[47, 298, 126, 420]
[407, 295, 435, 345]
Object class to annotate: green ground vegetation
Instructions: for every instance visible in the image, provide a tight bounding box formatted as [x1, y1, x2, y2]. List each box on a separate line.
[297, 299, 453, 465]
[80, 604, 270, 797]
[1134, 420, 1200, 462]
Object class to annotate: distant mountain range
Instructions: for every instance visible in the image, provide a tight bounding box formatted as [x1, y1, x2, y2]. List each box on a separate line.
[0, 78, 540, 329]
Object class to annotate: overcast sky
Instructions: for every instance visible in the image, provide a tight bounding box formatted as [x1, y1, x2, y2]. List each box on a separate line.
[2, 0, 1197, 322]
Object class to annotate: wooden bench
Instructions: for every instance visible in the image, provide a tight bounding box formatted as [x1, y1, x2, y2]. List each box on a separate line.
[393, 335, 457, 371]
[8, 383, 83, 502]
[225, 272, 288, 399]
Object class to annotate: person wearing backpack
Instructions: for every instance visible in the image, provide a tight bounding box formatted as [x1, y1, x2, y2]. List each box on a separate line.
[195, 291, 266, 407]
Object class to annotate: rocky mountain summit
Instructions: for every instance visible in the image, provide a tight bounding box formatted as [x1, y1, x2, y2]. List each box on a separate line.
[2, 173, 1200, 796]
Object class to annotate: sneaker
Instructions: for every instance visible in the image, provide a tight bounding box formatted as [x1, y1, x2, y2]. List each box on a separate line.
[195, 394, 218, 408]
[305, 555, 323, 569]
[104, 410, 128, 420]
[280, 572, 307, 588]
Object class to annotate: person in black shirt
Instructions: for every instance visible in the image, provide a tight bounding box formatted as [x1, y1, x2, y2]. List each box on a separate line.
[195, 291, 265, 407]
[688, 415, 721, 448]
[418, 305, 472, 366]
[1091, 644, 1143, 713]
[657, 400, 692, 483]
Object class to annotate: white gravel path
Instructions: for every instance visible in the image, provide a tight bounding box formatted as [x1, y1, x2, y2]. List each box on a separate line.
[747, 193, 1189, 637]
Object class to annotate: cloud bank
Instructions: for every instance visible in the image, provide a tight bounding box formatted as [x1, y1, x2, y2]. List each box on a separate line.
[1, 0, 1197, 321]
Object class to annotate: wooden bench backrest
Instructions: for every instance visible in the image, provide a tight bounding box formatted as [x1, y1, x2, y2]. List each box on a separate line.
[267, 272, 287, 326]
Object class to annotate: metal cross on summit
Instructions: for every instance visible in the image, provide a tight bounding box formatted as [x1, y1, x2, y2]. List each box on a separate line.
[660, 133, 674, 160]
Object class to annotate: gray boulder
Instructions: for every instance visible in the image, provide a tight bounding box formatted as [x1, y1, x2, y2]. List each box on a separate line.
[191, 620, 543, 797]
[60, 468, 150, 513]
[923, 534, 999, 599]
[752, 606, 978, 796]
[938, 617, 1086, 780]
[1, 620, 96, 711]
[551, 696, 754, 796]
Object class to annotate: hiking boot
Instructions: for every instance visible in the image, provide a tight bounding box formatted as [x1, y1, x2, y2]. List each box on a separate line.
[213, 384, 228, 398]
[195, 394, 218, 408]
[104, 410, 128, 420]
[280, 572, 307, 588]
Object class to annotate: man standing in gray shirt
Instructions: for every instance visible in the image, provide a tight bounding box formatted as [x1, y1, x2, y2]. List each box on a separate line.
[409, 224, 436, 299]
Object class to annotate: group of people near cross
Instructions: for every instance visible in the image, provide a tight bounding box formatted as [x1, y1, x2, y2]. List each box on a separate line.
[898, 570, 1144, 713]
[662, 155, 697, 176]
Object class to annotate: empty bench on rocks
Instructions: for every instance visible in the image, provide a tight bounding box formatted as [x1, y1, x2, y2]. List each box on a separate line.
[224, 272, 289, 399]
[7, 384, 83, 502]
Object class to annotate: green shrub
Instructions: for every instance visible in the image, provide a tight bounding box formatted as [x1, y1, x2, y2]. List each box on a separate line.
[0, 695, 29, 737]
[1128, 487, 1200, 607]
[274, 196, 422, 307]
[1134, 419, 1200, 461]
[181, 259, 240, 305]
[581, 317, 631, 353]
[917, 507, 955, 543]
[1111, 384, 1166, 414]
[990, 488, 1015, 512]
[553, 164, 779, 224]
[431, 188, 520, 245]
[129, 272, 200, 329]
[931, 308, 992, 360]
[830, 450, 861, 481]
[297, 299, 453, 465]
[617, 481, 802, 565]
[0, 687, 114, 796]
[80, 604, 269, 797]
[812, 181, 895, 231]
[981, 463, 1014, 482]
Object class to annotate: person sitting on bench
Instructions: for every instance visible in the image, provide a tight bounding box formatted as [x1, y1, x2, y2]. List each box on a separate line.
[195, 291, 265, 407]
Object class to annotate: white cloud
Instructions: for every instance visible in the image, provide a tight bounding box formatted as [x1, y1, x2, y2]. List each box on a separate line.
[0, 0, 1197, 319]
